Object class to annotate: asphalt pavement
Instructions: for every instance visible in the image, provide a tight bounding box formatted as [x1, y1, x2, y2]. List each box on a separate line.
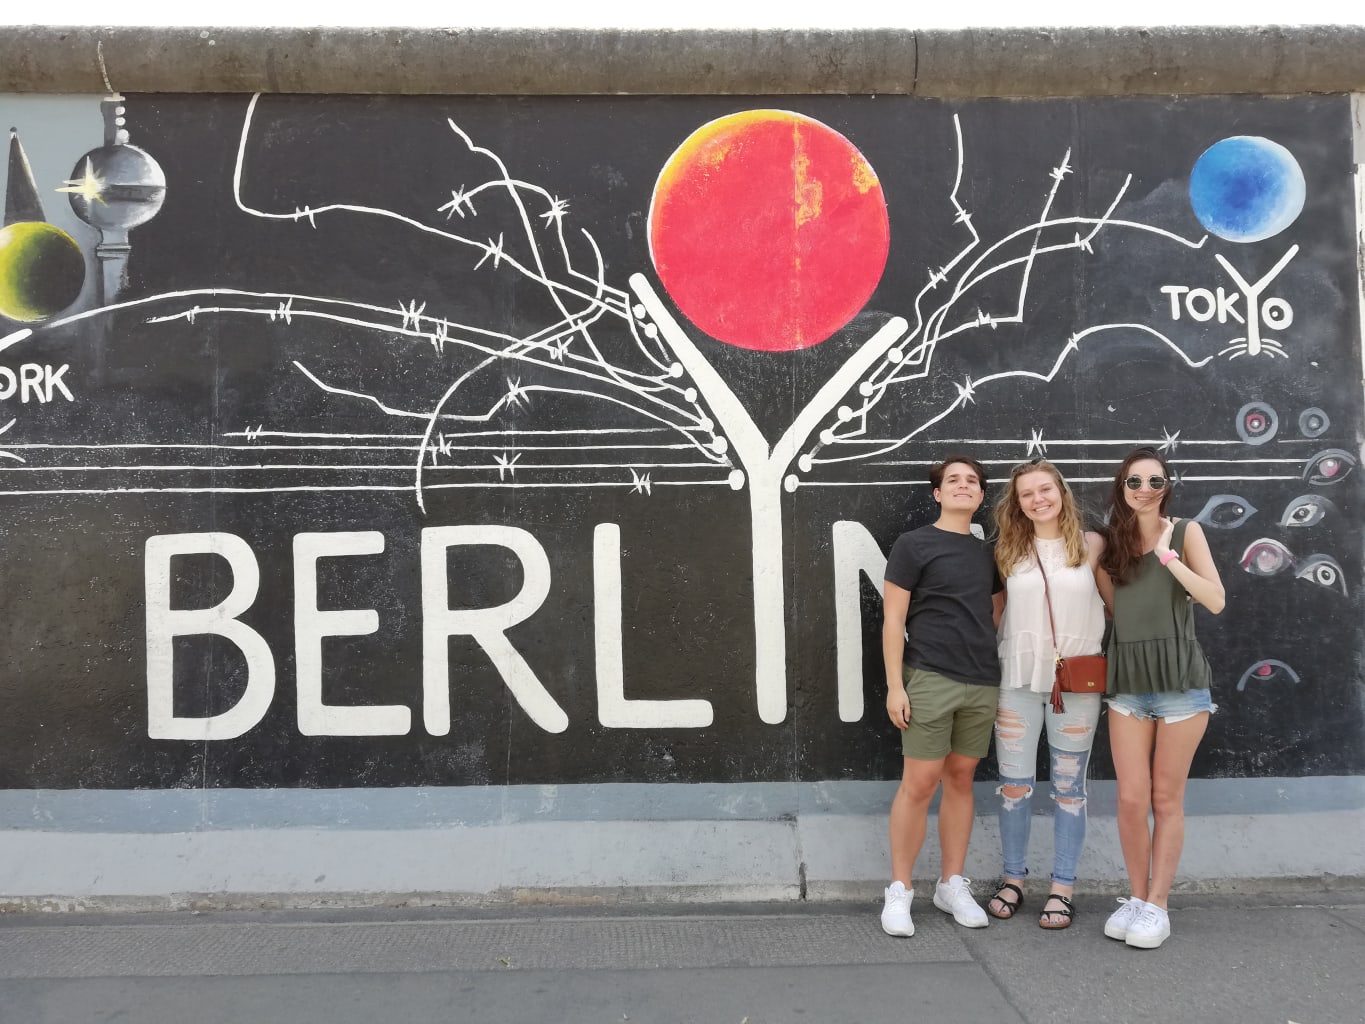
[0, 882, 1362, 1024]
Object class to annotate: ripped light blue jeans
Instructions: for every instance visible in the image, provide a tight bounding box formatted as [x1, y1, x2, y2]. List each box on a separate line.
[993, 687, 1102, 886]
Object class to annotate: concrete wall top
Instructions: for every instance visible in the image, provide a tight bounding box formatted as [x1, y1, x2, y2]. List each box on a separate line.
[2, 25, 1364, 97]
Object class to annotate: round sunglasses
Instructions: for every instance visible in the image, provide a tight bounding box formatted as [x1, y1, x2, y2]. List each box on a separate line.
[1124, 474, 1169, 491]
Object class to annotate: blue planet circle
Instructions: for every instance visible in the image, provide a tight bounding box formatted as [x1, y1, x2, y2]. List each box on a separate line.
[1189, 136, 1305, 243]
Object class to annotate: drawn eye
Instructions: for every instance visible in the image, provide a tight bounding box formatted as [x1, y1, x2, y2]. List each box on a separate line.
[1236, 659, 1301, 691]
[1192, 494, 1257, 529]
[1298, 407, 1330, 438]
[1303, 448, 1356, 485]
[1279, 495, 1336, 528]
[1239, 539, 1294, 577]
[1236, 402, 1279, 445]
[1295, 554, 1347, 595]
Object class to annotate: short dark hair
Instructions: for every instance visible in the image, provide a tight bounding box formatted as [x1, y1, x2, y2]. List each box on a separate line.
[930, 454, 987, 491]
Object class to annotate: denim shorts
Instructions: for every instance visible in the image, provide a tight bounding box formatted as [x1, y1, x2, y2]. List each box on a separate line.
[1106, 688, 1216, 725]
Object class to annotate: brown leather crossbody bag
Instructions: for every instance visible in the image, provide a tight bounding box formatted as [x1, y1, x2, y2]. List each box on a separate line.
[1035, 541, 1106, 714]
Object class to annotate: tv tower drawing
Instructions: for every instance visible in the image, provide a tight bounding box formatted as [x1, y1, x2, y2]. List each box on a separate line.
[60, 92, 166, 306]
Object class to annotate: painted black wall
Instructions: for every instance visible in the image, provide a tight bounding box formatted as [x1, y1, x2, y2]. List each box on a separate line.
[0, 94, 1358, 787]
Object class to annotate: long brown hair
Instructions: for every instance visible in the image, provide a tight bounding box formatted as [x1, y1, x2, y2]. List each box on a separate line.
[1099, 446, 1174, 585]
[992, 459, 1087, 577]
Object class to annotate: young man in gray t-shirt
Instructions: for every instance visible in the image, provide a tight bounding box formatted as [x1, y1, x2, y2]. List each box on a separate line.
[880, 455, 1004, 937]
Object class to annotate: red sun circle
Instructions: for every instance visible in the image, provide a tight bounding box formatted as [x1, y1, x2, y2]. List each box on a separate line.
[648, 110, 890, 352]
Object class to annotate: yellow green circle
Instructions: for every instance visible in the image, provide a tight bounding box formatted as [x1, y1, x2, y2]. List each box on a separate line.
[0, 221, 87, 322]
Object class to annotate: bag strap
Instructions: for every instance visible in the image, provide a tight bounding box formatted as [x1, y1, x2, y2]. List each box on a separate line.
[1035, 540, 1061, 660]
[1035, 541, 1067, 714]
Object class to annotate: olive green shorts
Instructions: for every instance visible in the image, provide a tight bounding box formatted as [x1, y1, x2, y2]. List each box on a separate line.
[900, 666, 999, 761]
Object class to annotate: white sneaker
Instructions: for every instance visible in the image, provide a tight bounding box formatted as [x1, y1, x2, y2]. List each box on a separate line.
[881, 881, 915, 937]
[1103, 897, 1148, 941]
[1124, 902, 1171, 949]
[933, 874, 989, 928]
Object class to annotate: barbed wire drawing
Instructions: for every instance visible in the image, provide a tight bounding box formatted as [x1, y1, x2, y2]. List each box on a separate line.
[1, 100, 1322, 500]
[0, 96, 1346, 723]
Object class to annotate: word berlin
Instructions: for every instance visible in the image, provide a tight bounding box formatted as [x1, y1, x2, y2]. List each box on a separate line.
[145, 522, 889, 739]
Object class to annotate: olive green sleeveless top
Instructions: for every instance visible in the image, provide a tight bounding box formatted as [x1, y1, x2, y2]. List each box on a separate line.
[1105, 519, 1213, 695]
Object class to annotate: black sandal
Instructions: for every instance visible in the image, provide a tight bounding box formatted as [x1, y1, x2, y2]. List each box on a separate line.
[987, 882, 1024, 920]
[1038, 893, 1074, 930]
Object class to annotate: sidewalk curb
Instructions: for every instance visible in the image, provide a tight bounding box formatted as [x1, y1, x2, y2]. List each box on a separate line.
[3, 873, 1362, 916]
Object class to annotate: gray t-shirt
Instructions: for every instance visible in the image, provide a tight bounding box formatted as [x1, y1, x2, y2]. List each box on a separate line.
[885, 523, 1003, 687]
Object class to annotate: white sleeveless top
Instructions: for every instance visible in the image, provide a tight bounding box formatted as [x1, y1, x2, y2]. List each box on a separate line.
[997, 536, 1106, 693]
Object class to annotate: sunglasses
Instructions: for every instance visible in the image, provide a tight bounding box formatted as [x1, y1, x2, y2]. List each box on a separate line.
[1124, 474, 1169, 491]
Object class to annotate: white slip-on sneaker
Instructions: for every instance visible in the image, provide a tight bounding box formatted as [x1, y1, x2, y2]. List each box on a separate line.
[933, 874, 989, 928]
[881, 881, 915, 937]
[1103, 897, 1148, 941]
[1124, 902, 1171, 949]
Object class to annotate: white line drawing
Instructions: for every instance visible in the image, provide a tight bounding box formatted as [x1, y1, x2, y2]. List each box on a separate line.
[782, 120, 1212, 476]
[1213, 245, 1298, 359]
[0, 98, 1344, 724]
[0, 102, 1317, 504]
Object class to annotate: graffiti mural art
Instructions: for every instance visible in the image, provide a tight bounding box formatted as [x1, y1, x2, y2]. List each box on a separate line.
[0, 92, 1359, 787]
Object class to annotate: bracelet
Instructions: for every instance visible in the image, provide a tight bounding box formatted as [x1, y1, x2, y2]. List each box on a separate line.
[1158, 550, 1180, 566]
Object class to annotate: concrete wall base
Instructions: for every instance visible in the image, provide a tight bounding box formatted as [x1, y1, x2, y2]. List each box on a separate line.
[1, 778, 1360, 911]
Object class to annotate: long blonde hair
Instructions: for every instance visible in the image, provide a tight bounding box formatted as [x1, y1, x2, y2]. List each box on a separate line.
[993, 459, 1087, 576]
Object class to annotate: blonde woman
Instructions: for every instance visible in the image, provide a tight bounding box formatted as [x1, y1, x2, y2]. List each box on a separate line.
[986, 459, 1107, 930]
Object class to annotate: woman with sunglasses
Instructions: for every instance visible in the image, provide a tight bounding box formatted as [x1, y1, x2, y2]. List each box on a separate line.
[1098, 447, 1225, 950]
[986, 459, 1107, 930]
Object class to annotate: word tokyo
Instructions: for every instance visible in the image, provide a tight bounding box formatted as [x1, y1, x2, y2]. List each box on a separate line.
[1160, 245, 1298, 358]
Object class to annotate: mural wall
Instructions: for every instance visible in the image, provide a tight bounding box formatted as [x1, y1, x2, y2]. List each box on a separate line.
[0, 92, 1359, 789]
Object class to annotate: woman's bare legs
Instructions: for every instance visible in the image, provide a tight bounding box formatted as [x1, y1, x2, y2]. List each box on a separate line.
[1108, 711, 1157, 901]
[1108, 710, 1208, 906]
[1146, 713, 1208, 908]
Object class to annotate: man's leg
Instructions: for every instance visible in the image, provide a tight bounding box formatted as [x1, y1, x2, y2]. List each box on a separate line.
[882, 669, 955, 937]
[929, 682, 996, 929]
[890, 754, 948, 884]
[937, 750, 980, 879]
[931, 749, 989, 928]
[940, 681, 998, 878]
[888, 668, 956, 883]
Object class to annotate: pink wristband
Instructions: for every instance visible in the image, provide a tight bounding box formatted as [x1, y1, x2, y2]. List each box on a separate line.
[1159, 550, 1179, 566]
